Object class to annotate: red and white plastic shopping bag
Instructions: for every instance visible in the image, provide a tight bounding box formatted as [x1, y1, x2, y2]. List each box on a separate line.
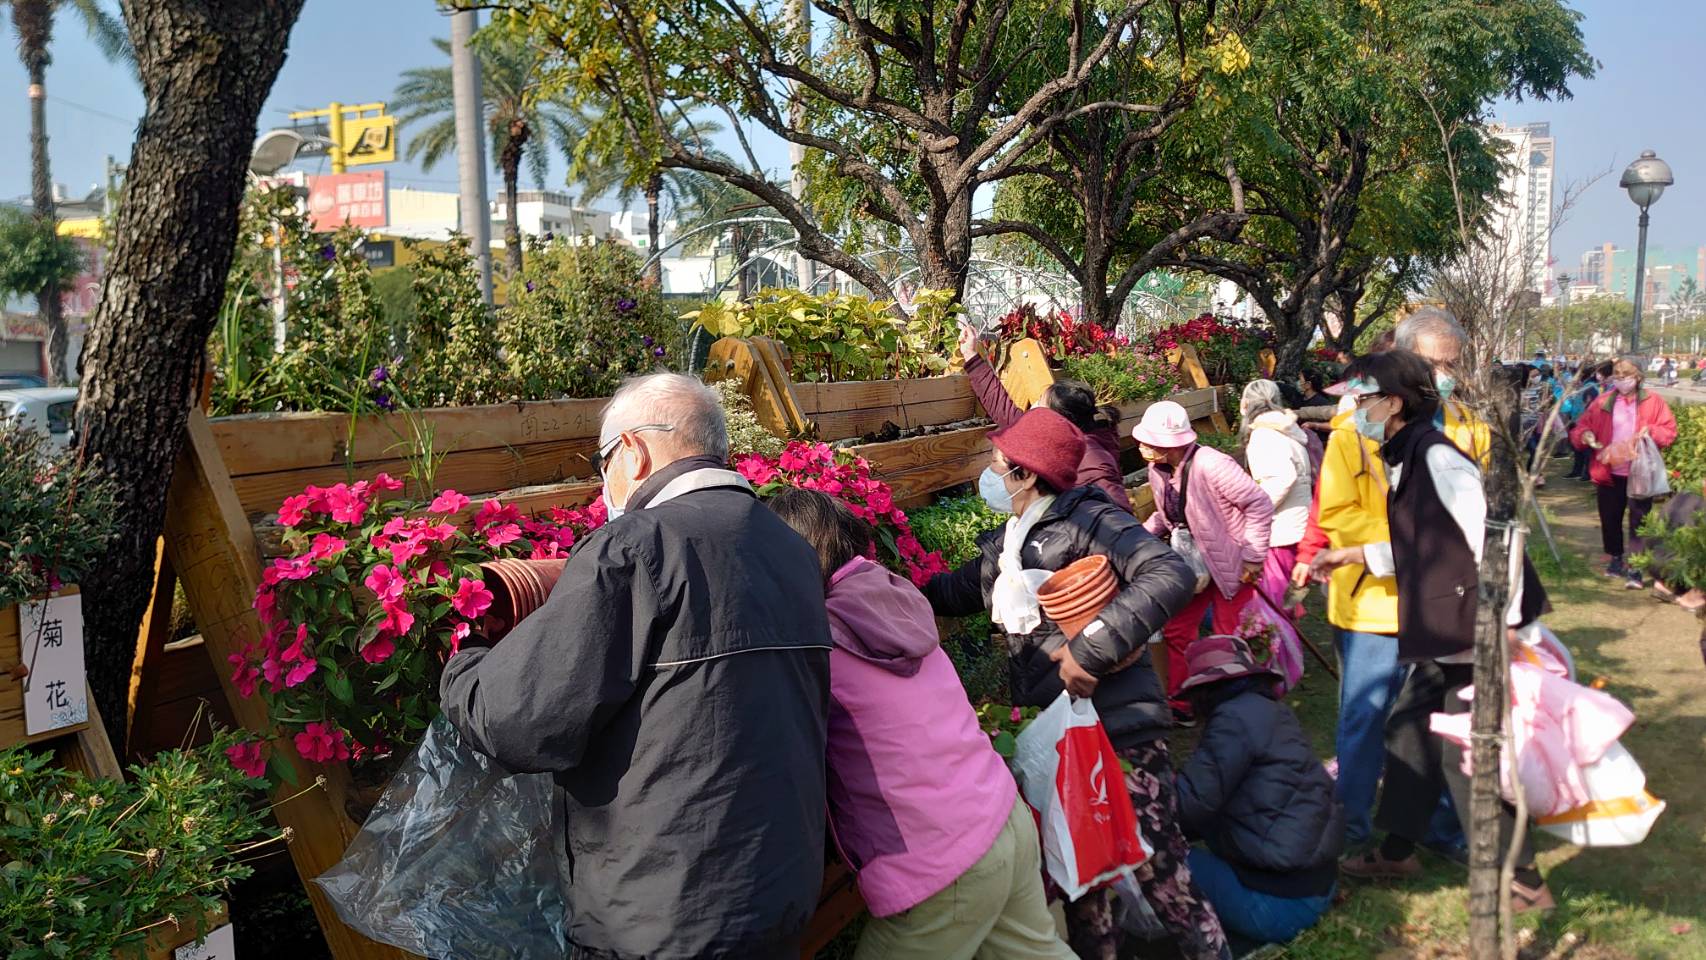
[1011, 692, 1152, 900]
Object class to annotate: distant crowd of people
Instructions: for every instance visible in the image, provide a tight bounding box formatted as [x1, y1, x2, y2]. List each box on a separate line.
[432, 305, 1661, 958]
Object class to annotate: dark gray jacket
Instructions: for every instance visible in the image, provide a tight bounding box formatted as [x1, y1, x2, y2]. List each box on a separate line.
[1176, 680, 1344, 897]
[923, 485, 1195, 749]
[440, 474, 832, 960]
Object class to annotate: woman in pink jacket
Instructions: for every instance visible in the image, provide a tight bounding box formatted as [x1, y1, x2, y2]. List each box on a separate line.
[768, 488, 1075, 960]
[1570, 357, 1678, 589]
[1136, 401, 1274, 719]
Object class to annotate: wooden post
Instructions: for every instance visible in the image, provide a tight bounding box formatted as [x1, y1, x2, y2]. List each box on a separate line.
[162, 409, 415, 960]
[128, 537, 177, 751]
[706, 336, 813, 438]
[996, 337, 1055, 410]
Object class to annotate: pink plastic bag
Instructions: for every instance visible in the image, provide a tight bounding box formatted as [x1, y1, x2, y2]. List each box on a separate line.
[1011, 693, 1152, 900]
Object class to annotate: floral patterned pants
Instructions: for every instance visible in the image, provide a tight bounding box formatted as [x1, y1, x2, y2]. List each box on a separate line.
[1064, 739, 1231, 960]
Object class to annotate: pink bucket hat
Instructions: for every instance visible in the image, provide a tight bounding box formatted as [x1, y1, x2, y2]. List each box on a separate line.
[1176, 634, 1279, 695]
[1130, 400, 1197, 448]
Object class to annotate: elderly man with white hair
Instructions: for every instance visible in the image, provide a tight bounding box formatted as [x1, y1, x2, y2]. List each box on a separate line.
[441, 372, 833, 959]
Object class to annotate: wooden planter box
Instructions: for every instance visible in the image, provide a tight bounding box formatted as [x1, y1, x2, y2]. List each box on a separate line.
[130, 901, 230, 960]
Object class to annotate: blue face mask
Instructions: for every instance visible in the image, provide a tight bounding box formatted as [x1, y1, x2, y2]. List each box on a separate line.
[1434, 372, 1457, 402]
[1353, 405, 1389, 443]
[978, 465, 1018, 514]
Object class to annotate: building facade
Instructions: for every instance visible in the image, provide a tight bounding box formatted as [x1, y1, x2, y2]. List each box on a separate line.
[1489, 121, 1555, 300]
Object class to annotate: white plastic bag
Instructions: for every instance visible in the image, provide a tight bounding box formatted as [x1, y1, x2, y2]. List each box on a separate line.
[1010, 693, 1152, 900]
[1169, 528, 1213, 593]
[1535, 742, 1666, 847]
[1629, 435, 1671, 499]
[315, 717, 569, 958]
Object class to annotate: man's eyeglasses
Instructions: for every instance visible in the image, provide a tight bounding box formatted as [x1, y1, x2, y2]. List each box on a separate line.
[591, 424, 676, 475]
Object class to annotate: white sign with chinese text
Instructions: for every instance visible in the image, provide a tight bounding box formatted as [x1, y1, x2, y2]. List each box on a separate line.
[20, 593, 87, 735]
[174, 923, 236, 960]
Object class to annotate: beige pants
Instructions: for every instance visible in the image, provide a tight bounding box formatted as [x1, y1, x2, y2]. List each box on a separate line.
[853, 797, 1079, 960]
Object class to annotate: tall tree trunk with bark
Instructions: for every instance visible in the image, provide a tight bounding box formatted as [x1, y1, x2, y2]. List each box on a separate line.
[1468, 379, 1520, 959]
[13, 0, 69, 384]
[499, 118, 528, 277]
[76, 0, 306, 750]
[645, 172, 663, 288]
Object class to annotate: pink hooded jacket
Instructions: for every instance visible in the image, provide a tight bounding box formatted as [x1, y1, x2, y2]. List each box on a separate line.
[1143, 445, 1274, 599]
[822, 556, 1017, 917]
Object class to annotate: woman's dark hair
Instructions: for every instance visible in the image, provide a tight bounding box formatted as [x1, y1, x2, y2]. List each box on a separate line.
[767, 487, 873, 587]
[1342, 349, 1440, 424]
[1594, 360, 1614, 379]
[1045, 379, 1119, 435]
[1298, 365, 1331, 394]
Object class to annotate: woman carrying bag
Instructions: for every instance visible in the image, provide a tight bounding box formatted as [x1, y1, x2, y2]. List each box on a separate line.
[924, 407, 1230, 960]
[1570, 358, 1677, 589]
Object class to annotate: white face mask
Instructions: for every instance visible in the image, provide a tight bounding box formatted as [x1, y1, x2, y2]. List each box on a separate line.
[599, 440, 631, 521]
[978, 465, 1018, 514]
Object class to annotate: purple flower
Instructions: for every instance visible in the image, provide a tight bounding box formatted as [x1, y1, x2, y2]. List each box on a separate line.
[320, 244, 336, 261]
[542, 231, 555, 242]
[374, 393, 396, 411]
[653, 346, 666, 357]
[616, 297, 637, 313]
[369, 365, 388, 383]
[642, 335, 654, 347]
[525, 281, 536, 293]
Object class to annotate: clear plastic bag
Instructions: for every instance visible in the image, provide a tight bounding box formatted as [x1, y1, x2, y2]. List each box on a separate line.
[314, 717, 569, 959]
[1628, 435, 1671, 499]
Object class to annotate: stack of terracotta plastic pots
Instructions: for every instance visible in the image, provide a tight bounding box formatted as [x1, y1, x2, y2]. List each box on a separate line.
[1037, 555, 1119, 639]
[479, 558, 568, 642]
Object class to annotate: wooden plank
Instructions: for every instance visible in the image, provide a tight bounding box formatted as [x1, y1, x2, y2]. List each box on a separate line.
[128, 638, 238, 761]
[210, 398, 608, 477]
[997, 337, 1055, 411]
[800, 862, 866, 959]
[163, 409, 416, 960]
[252, 478, 603, 558]
[230, 436, 599, 519]
[809, 397, 979, 442]
[0, 586, 92, 748]
[128, 537, 176, 744]
[851, 425, 995, 501]
[793, 376, 973, 414]
[1113, 387, 1221, 446]
[55, 686, 123, 781]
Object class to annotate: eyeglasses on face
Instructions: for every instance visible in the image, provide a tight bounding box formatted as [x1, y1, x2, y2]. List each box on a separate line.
[592, 423, 676, 475]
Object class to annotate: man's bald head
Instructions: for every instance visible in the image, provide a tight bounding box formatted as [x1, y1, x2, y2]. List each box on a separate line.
[601, 372, 730, 465]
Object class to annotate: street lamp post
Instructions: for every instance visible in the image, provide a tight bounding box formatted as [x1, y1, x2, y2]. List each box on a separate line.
[1620, 150, 1674, 355]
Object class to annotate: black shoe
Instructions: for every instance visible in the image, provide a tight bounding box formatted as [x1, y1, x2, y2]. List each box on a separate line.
[1605, 557, 1627, 579]
[1626, 572, 1646, 591]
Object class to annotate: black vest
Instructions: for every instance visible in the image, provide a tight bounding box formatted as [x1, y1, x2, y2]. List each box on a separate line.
[1381, 422, 1549, 662]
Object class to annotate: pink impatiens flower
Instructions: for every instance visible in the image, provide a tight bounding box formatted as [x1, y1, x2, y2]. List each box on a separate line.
[360, 633, 396, 664]
[485, 522, 522, 550]
[364, 564, 406, 603]
[225, 740, 267, 778]
[277, 493, 314, 528]
[429, 490, 470, 514]
[229, 653, 260, 698]
[450, 621, 471, 656]
[451, 578, 494, 620]
[324, 484, 367, 524]
[284, 657, 318, 688]
[294, 721, 352, 764]
[308, 533, 347, 562]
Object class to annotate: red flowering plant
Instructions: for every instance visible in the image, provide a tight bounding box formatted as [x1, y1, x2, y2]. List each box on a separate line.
[1144, 313, 1271, 391]
[733, 441, 950, 586]
[995, 304, 1129, 361]
[228, 474, 606, 775]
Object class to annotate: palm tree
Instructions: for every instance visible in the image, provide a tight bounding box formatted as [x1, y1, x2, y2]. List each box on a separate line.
[575, 114, 731, 286]
[393, 34, 580, 276]
[4, 0, 129, 384]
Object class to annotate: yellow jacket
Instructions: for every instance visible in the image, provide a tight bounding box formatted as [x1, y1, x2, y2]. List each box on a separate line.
[1315, 400, 1489, 634]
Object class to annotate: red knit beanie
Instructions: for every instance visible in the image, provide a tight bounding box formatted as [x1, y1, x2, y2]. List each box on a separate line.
[989, 408, 1085, 494]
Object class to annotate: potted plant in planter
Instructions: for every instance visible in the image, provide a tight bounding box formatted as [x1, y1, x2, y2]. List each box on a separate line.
[0, 423, 118, 743]
[0, 729, 279, 959]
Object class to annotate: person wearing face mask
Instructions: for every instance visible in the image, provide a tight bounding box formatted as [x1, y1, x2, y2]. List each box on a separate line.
[1137, 400, 1275, 723]
[1570, 358, 1678, 588]
[924, 407, 1228, 960]
[440, 373, 834, 960]
[1309, 350, 1555, 914]
[1561, 361, 1609, 481]
[956, 321, 1133, 511]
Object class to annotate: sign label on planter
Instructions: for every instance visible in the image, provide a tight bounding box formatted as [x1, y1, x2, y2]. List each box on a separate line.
[174, 922, 236, 960]
[20, 593, 86, 735]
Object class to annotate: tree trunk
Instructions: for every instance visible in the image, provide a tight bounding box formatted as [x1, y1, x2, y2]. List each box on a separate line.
[500, 119, 528, 277]
[77, 0, 307, 751]
[646, 172, 663, 288]
[734, 224, 753, 300]
[19, 7, 69, 385]
[1468, 378, 1520, 958]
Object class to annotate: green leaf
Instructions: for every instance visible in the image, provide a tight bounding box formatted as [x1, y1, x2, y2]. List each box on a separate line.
[325, 671, 355, 705]
[3, 805, 26, 828]
[991, 731, 1017, 758]
[267, 751, 300, 787]
[374, 671, 400, 694]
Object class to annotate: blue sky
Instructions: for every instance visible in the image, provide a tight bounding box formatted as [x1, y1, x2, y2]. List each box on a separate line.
[3, 0, 1702, 275]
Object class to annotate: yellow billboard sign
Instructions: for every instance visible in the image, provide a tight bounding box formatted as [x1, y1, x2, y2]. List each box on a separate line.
[343, 114, 397, 166]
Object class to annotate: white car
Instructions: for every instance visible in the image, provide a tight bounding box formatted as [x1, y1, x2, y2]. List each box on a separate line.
[0, 387, 79, 452]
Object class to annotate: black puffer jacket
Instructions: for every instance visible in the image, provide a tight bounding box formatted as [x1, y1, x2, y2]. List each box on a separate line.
[924, 485, 1195, 749]
[441, 468, 831, 959]
[1176, 678, 1344, 897]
